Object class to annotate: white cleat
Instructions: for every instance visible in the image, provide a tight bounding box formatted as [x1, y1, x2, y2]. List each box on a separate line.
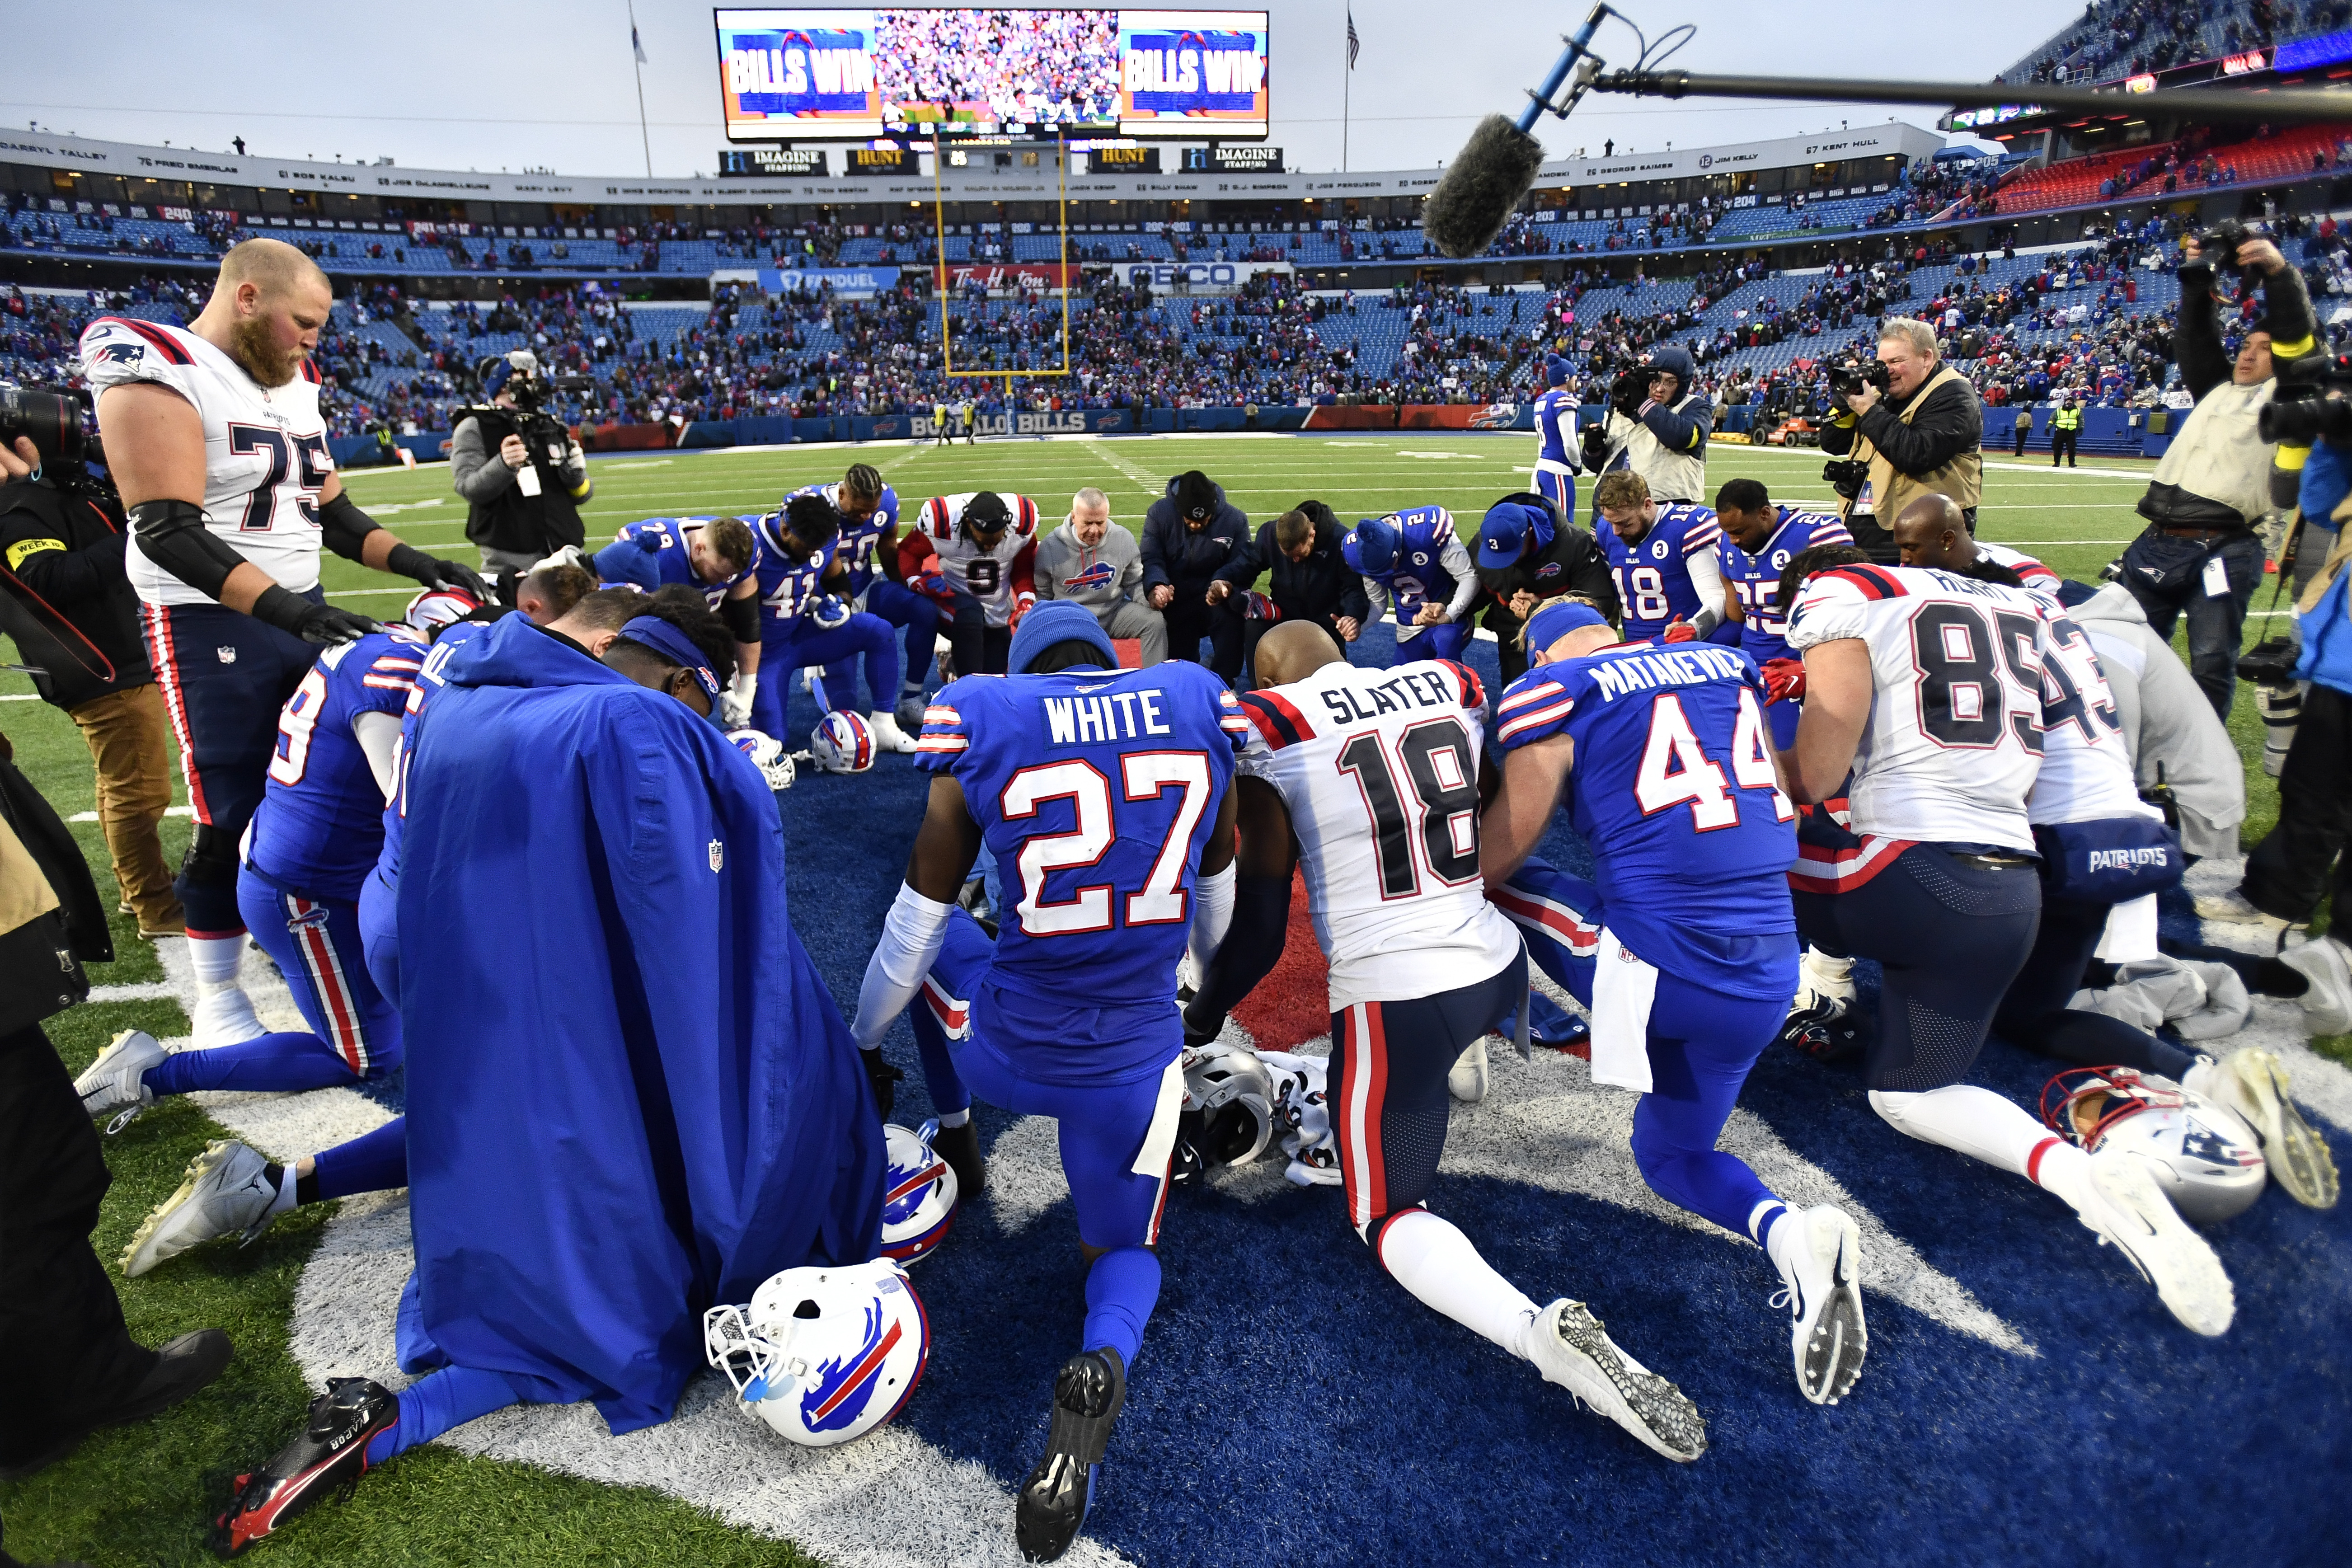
[1524, 1298, 1707, 1462]
[75, 1028, 167, 1126]
[122, 1139, 281, 1277]
[1772, 1206, 1868, 1405]
[1448, 1036, 1489, 1103]
[2199, 1047, 2339, 1211]
[2277, 935, 2352, 1037]
[2076, 1146, 2235, 1337]
[192, 986, 268, 1049]
[865, 710, 920, 754]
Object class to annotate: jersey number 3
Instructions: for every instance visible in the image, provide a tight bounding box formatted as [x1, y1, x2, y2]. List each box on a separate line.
[1002, 751, 1212, 935]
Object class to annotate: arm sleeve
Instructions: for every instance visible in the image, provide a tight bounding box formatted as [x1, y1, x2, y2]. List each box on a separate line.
[721, 592, 759, 644]
[1684, 544, 1727, 635]
[1181, 872, 1291, 1041]
[2174, 263, 2230, 400]
[1440, 535, 1480, 620]
[850, 883, 956, 1051]
[1185, 860, 1235, 980]
[1852, 380, 1980, 475]
[351, 710, 403, 800]
[319, 491, 380, 563]
[1009, 541, 1037, 600]
[449, 419, 516, 504]
[1360, 573, 1392, 620]
[897, 530, 937, 580]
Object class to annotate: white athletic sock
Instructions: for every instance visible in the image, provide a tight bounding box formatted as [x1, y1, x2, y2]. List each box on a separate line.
[1868, 1085, 2091, 1211]
[266, 1162, 300, 1220]
[936, 1108, 971, 1128]
[188, 933, 246, 994]
[1375, 1208, 1540, 1360]
[1750, 1199, 1793, 1267]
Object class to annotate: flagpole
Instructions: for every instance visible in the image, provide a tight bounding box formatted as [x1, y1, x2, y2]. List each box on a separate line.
[1342, 14, 1352, 174]
[629, 0, 653, 177]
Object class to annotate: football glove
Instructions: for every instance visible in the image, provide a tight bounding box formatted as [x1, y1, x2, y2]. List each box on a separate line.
[719, 672, 758, 729]
[810, 594, 852, 630]
[385, 542, 492, 605]
[911, 571, 958, 606]
[1761, 657, 1807, 704]
[254, 587, 380, 646]
[861, 1048, 904, 1117]
[1009, 591, 1037, 628]
[1661, 618, 1698, 643]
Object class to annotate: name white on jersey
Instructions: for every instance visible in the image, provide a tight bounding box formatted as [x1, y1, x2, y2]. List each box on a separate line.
[1235, 659, 1521, 1011]
[80, 318, 332, 608]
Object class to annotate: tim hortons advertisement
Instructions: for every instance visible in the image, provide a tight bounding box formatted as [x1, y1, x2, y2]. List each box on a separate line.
[937, 262, 1080, 292]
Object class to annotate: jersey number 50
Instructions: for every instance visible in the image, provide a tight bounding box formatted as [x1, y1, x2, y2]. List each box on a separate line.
[1002, 751, 1213, 935]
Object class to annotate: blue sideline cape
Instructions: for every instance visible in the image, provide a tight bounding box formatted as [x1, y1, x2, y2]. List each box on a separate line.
[395, 615, 884, 1432]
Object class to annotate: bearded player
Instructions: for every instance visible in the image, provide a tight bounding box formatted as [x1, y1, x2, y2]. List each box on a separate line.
[80, 239, 488, 1052]
[1592, 470, 1727, 644]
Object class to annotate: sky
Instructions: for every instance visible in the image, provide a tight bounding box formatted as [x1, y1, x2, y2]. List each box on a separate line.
[0, 1, 2067, 180]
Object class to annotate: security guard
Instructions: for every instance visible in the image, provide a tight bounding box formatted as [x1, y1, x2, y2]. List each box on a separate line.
[2051, 397, 2083, 469]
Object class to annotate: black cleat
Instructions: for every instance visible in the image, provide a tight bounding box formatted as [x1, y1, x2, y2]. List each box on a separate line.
[0, 1329, 232, 1480]
[1778, 999, 1866, 1064]
[1015, 1349, 1126, 1562]
[932, 1117, 986, 1197]
[213, 1377, 399, 1555]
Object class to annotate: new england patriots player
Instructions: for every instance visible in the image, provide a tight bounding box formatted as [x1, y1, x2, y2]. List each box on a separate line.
[850, 601, 1247, 1560]
[1481, 599, 1869, 1407]
[1592, 470, 1727, 644]
[1182, 620, 1717, 1456]
[1776, 544, 2235, 1335]
[900, 490, 1042, 677]
[589, 514, 763, 724]
[1341, 505, 1479, 662]
[82, 239, 489, 1053]
[1886, 501, 2059, 592]
[747, 493, 916, 751]
[796, 463, 936, 729]
[1712, 478, 1854, 749]
[1531, 357, 1582, 518]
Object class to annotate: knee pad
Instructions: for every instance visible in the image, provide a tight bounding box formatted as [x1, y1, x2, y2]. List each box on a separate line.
[180, 823, 242, 887]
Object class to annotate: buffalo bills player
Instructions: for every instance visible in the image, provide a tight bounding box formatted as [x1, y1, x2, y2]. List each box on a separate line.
[589, 514, 763, 724]
[1183, 619, 1716, 1456]
[81, 239, 488, 1053]
[1479, 598, 1868, 1406]
[1777, 545, 2235, 1335]
[850, 601, 1246, 1560]
[1712, 478, 1853, 748]
[795, 463, 936, 729]
[1531, 357, 1582, 518]
[1592, 470, 1728, 644]
[748, 492, 916, 751]
[1341, 505, 1479, 662]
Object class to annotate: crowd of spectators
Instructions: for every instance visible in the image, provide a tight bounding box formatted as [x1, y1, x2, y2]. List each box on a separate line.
[873, 8, 1124, 128]
[2000, 0, 2345, 86]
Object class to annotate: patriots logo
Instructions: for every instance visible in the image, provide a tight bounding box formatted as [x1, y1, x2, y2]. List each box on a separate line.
[1065, 561, 1117, 592]
[94, 341, 145, 366]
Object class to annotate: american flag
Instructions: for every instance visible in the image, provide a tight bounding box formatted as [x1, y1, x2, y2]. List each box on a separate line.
[1347, 9, 1359, 69]
[633, 23, 648, 65]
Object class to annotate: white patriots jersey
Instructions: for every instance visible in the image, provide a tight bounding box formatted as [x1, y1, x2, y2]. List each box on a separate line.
[80, 317, 332, 608]
[1785, 563, 2047, 852]
[2028, 602, 2145, 826]
[1233, 659, 1521, 1011]
[1976, 541, 2061, 592]
[918, 492, 1039, 628]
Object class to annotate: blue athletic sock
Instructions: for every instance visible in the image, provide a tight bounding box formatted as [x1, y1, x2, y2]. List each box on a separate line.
[1749, 1199, 1790, 1248]
[1081, 1247, 1162, 1371]
[363, 1365, 529, 1465]
[906, 1009, 972, 1117]
[141, 1033, 357, 1096]
[314, 1119, 409, 1200]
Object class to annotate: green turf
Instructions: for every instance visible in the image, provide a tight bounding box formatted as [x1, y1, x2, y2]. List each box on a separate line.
[0, 432, 2338, 1563]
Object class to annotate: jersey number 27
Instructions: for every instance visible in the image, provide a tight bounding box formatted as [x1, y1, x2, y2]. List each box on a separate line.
[1003, 751, 1213, 934]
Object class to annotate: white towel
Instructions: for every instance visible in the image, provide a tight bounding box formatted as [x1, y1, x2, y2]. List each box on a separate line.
[1589, 928, 1659, 1094]
[2094, 892, 2160, 963]
[1131, 1054, 1188, 1176]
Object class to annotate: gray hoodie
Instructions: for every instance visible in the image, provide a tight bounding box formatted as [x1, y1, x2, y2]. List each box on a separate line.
[1035, 518, 1145, 613]
[2066, 582, 2245, 858]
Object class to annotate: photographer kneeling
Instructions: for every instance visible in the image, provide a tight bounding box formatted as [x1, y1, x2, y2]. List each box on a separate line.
[453, 350, 592, 587]
[1819, 317, 1981, 559]
[2112, 229, 2314, 721]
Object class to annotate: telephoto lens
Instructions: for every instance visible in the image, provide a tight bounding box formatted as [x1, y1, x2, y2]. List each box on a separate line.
[0, 385, 94, 468]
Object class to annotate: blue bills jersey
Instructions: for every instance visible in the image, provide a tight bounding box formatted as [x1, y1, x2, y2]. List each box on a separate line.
[749, 511, 839, 634]
[789, 481, 901, 598]
[378, 620, 493, 892]
[1533, 387, 1579, 469]
[245, 630, 425, 901]
[915, 660, 1249, 1082]
[591, 516, 757, 609]
[1718, 510, 1853, 664]
[1346, 505, 1470, 625]
[1601, 502, 1723, 641]
[1493, 640, 1796, 999]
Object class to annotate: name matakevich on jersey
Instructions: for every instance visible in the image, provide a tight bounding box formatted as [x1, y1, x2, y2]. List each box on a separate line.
[78, 317, 332, 608]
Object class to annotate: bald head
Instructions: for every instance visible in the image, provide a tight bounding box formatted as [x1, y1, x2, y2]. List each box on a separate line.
[218, 237, 331, 300]
[1891, 494, 1976, 573]
[1253, 620, 1346, 688]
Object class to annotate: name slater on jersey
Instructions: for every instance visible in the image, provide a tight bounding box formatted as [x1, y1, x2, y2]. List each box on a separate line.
[1043, 690, 1174, 744]
[1317, 669, 1460, 726]
[1587, 645, 1749, 702]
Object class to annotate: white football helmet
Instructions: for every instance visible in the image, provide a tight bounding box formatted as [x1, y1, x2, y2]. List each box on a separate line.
[881, 1122, 959, 1263]
[704, 1257, 930, 1447]
[2040, 1066, 2268, 1223]
[404, 587, 482, 634]
[1260, 1050, 1338, 1187]
[1179, 1042, 1275, 1170]
[810, 710, 875, 774]
[726, 727, 796, 792]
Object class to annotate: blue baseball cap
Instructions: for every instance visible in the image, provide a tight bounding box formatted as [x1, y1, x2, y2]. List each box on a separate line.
[1524, 599, 1610, 655]
[618, 616, 721, 704]
[1478, 502, 1544, 569]
[1009, 599, 1117, 674]
[1342, 518, 1399, 576]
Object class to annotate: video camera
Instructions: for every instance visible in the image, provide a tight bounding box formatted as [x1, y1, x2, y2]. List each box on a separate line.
[1827, 359, 1892, 400]
[1606, 365, 1651, 420]
[2256, 350, 2352, 447]
[1822, 457, 1869, 501]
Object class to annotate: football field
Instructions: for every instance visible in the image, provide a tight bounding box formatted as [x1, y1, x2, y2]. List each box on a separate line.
[2, 432, 2346, 1568]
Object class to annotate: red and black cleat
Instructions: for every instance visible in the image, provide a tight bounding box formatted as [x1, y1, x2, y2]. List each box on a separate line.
[213, 1377, 399, 1555]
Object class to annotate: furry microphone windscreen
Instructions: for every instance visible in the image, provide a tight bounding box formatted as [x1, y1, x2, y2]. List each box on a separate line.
[1424, 114, 1548, 259]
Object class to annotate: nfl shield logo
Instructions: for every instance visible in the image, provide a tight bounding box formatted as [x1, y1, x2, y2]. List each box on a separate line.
[216, 646, 238, 664]
[708, 839, 724, 872]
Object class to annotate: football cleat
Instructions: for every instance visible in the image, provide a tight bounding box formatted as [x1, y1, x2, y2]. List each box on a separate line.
[123, 1139, 282, 1277]
[2074, 1146, 2235, 1337]
[75, 1029, 165, 1126]
[895, 691, 930, 732]
[1777, 998, 1866, 1064]
[2277, 935, 2352, 1037]
[865, 709, 920, 754]
[2191, 887, 2297, 933]
[1448, 1036, 1489, 1103]
[931, 1117, 986, 1197]
[192, 986, 269, 1050]
[1792, 948, 1857, 1012]
[2197, 1047, 2338, 1211]
[214, 1377, 399, 1555]
[1016, 1348, 1125, 1562]
[1770, 1206, 1867, 1405]
[1524, 1298, 1707, 1462]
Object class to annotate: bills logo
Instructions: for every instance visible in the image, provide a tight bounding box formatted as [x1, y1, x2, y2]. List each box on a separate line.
[1534, 562, 1564, 580]
[1470, 403, 1520, 429]
[799, 1300, 903, 1435]
[93, 341, 145, 366]
[1065, 560, 1117, 592]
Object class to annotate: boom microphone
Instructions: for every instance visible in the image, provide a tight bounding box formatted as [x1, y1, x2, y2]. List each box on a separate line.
[1424, 6, 1612, 259]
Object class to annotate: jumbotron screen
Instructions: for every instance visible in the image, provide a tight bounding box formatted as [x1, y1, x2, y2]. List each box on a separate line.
[714, 8, 1271, 141]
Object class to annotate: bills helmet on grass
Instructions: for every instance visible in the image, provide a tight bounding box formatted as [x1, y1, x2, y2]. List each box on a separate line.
[2039, 1066, 2268, 1223]
[810, 710, 876, 774]
[881, 1120, 959, 1262]
[704, 1258, 930, 1447]
[726, 727, 796, 791]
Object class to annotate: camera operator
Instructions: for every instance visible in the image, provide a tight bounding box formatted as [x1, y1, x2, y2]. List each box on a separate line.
[0, 409, 179, 936]
[2112, 229, 2315, 720]
[1582, 346, 1709, 503]
[452, 349, 592, 583]
[1819, 317, 1982, 558]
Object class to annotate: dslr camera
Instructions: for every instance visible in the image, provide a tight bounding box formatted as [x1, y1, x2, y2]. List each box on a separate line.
[2193, 216, 2257, 273]
[1827, 358, 1892, 400]
[0, 385, 117, 501]
[1822, 458, 1869, 501]
[2256, 350, 2352, 446]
